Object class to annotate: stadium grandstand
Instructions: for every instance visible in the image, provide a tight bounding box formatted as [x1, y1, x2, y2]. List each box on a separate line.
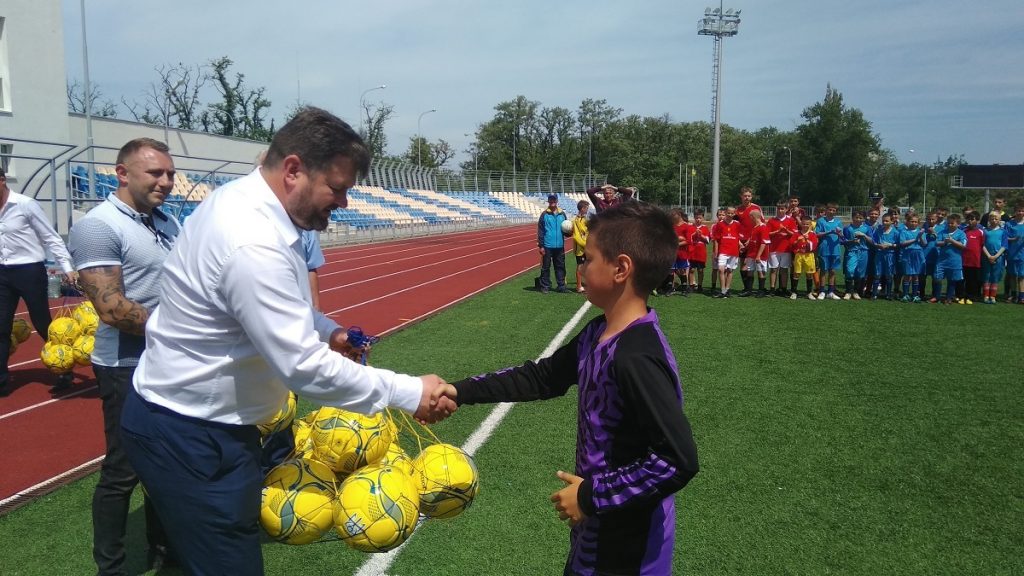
[0, 1, 602, 247]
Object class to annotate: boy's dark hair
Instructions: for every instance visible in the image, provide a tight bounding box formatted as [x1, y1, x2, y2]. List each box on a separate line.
[588, 202, 676, 295]
[853, 210, 866, 219]
[826, 202, 837, 209]
[577, 200, 590, 211]
[800, 214, 812, 222]
[947, 213, 962, 223]
[967, 210, 981, 220]
[669, 208, 687, 220]
[693, 209, 705, 217]
[263, 106, 370, 178]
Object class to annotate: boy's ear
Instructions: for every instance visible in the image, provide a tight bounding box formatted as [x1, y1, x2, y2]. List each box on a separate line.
[614, 254, 633, 284]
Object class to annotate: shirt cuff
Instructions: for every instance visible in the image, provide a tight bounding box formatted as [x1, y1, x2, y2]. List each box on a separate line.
[389, 373, 423, 413]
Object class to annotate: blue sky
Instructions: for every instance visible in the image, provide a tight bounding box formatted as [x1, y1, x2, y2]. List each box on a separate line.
[62, 0, 1023, 167]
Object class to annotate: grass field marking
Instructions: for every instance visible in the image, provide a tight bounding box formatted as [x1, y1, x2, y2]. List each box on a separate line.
[354, 300, 593, 576]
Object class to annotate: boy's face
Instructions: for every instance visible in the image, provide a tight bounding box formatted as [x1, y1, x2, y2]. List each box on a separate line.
[939, 210, 948, 219]
[725, 208, 736, 221]
[868, 210, 879, 223]
[994, 198, 1005, 210]
[927, 213, 937, 225]
[788, 198, 800, 208]
[1015, 206, 1024, 220]
[671, 213, 683, 224]
[799, 219, 810, 232]
[716, 210, 726, 222]
[908, 217, 919, 229]
[946, 219, 959, 231]
[967, 215, 978, 228]
[882, 216, 893, 227]
[695, 214, 704, 225]
[827, 206, 837, 218]
[579, 231, 618, 307]
[579, 205, 589, 216]
[852, 213, 864, 226]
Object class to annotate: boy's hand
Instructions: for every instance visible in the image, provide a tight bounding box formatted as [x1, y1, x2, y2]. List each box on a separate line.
[551, 470, 587, 527]
[414, 376, 458, 424]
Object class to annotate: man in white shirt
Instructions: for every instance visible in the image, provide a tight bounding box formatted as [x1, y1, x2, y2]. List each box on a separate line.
[0, 168, 77, 396]
[119, 107, 456, 574]
[70, 138, 179, 575]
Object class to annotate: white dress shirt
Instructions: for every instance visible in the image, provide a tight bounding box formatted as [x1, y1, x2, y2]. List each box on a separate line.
[0, 190, 74, 272]
[134, 169, 422, 425]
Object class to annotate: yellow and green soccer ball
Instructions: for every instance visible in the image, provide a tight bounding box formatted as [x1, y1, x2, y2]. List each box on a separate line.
[47, 317, 82, 346]
[8, 333, 19, 355]
[72, 302, 99, 336]
[71, 334, 94, 366]
[258, 392, 297, 437]
[293, 418, 313, 456]
[380, 442, 415, 476]
[334, 464, 420, 552]
[260, 458, 337, 545]
[413, 443, 479, 519]
[309, 407, 396, 476]
[11, 318, 32, 344]
[40, 341, 75, 373]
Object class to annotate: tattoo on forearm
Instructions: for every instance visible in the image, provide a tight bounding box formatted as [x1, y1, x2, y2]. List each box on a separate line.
[79, 266, 149, 336]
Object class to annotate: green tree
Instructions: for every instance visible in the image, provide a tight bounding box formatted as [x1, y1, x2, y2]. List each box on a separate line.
[403, 136, 455, 168]
[201, 56, 273, 141]
[793, 84, 881, 205]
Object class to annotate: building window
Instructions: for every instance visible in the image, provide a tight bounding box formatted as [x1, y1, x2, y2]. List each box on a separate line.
[0, 17, 10, 111]
[0, 143, 12, 176]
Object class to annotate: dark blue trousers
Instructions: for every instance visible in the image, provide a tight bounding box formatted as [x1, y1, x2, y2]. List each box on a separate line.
[121, 386, 264, 575]
[0, 262, 53, 377]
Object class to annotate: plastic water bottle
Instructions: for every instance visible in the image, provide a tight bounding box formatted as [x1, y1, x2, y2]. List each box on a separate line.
[47, 272, 62, 299]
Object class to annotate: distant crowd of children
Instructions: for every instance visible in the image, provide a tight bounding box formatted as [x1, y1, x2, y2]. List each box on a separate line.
[653, 189, 1024, 304]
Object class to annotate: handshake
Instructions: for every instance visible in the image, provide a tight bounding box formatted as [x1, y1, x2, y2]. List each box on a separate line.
[415, 375, 459, 424]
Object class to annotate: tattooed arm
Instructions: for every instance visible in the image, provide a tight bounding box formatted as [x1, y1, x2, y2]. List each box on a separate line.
[78, 266, 150, 336]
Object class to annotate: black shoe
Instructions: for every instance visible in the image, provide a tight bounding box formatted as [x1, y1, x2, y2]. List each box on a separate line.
[148, 544, 179, 570]
[755, 290, 767, 298]
[737, 290, 751, 297]
[0, 375, 10, 397]
[53, 372, 73, 391]
[556, 286, 570, 293]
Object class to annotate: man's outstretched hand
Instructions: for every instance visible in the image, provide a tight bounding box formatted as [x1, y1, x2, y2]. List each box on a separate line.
[414, 375, 458, 424]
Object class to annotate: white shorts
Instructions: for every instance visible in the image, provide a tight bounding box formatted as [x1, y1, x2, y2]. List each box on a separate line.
[743, 258, 768, 273]
[768, 252, 792, 269]
[717, 255, 739, 270]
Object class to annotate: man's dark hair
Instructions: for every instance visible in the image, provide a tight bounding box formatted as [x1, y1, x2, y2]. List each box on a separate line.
[263, 106, 370, 178]
[116, 138, 170, 165]
[587, 202, 676, 295]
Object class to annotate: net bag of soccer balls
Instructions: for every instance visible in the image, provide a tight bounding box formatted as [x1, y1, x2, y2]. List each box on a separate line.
[258, 401, 479, 552]
[39, 301, 98, 373]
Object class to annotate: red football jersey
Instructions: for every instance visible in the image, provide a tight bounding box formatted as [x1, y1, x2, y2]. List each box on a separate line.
[792, 231, 818, 254]
[962, 227, 984, 268]
[689, 224, 711, 261]
[713, 221, 742, 257]
[768, 215, 798, 253]
[749, 223, 771, 261]
[673, 223, 693, 261]
[735, 203, 762, 238]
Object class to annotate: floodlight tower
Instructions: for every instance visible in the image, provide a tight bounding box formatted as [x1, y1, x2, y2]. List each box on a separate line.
[698, 3, 741, 215]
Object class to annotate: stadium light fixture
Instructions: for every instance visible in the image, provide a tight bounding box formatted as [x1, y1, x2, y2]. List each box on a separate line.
[358, 84, 387, 136]
[698, 0, 741, 216]
[417, 109, 436, 167]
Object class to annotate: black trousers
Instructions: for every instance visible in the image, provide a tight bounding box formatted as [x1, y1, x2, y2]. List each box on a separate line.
[539, 248, 567, 290]
[91, 365, 169, 576]
[0, 262, 53, 377]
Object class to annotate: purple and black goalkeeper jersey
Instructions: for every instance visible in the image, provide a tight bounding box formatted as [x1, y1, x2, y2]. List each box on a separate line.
[453, 309, 699, 576]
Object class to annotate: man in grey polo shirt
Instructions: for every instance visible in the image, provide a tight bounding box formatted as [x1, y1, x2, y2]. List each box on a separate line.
[69, 138, 179, 575]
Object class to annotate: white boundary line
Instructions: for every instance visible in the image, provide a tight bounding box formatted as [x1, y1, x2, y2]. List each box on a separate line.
[354, 301, 592, 576]
[0, 455, 104, 511]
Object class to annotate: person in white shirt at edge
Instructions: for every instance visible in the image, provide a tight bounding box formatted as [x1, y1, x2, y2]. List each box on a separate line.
[0, 167, 77, 396]
[119, 107, 457, 575]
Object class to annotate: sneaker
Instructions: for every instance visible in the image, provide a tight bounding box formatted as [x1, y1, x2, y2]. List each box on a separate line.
[556, 286, 570, 294]
[843, 293, 852, 300]
[964, 298, 973, 305]
[540, 288, 549, 294]
[852, 293, 861, 300]
[738, 291, 751, 297]
[817, 292, 826, 300]
[147, 544, 179, 570]
[928, 297, 938, 303]
[808, 292, 817, 300]
[912, 296, 922, 303]
[901, 295, 911, 303]
[53, 372, 73, 391]
[576, 287, 586, 293]
[790, 293, 798, 300]
[829, 293, 841, 300]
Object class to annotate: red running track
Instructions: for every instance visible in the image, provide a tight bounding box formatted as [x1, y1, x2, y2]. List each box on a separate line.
[0, 224, 553, 511]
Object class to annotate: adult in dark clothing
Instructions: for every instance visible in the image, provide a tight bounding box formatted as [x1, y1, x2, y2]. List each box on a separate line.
[586, 183, 635, 213]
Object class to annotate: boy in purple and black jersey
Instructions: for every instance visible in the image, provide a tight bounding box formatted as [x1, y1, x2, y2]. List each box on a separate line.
[446, 202, 699, 575]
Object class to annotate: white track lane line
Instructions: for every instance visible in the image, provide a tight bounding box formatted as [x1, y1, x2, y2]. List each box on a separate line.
[354, 301, 592, 576]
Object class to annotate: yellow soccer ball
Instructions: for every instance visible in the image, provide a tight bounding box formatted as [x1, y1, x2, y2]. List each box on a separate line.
[12, 318, 32, 343]
[334, 464, 420, 553]
[380, 442, 415, 477]
[9, 333, 19, 355]
[413, 444, 479, 519]
[40, 341, 75, 374]
[71, 334, 94, 366]
[309, 407, 395, 476]
[258, 392, 297, 437]
[72, 302, 99, 336]
[260, 458, 337, 545]
[47, 317, 82, 346]
[293, 418, 313, 456]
